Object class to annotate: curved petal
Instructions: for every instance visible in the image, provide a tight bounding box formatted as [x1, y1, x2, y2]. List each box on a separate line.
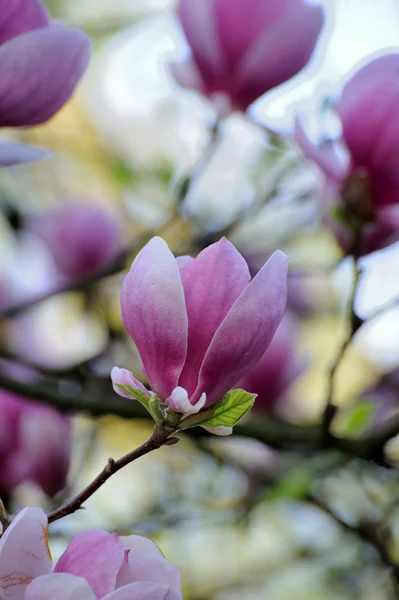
[169, 58, 205, 94]
[234, 0, 324, 108]
[19, 405, 70, 496]
[123, 556, 180, 591]
[178, 238, 250, 396]
[121, 237, 188, 400]
[0, 27, 91, 127]
[339, 54, 399, 205]
[25, 573, 96, 600]
[103, 582, 182, 600]
[191, 250, 288, 407]
[55, 531, 124, 599]
[0, 141, 51, 166]
[119, 536, 163, 559]
[166, 387, 206, 414]
[201, 425, 233, 435]
[294, 117, 348, 183]
[0, 0, 49, 45]
[111, 367, 151, 399]
[0, 507, 52, 600]
[178, 0, 225, 91]
[237, 313, 304, 409]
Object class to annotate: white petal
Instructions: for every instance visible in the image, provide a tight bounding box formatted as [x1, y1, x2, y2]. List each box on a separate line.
[166, 387, 206, 415]
[201, 425, 233, 436]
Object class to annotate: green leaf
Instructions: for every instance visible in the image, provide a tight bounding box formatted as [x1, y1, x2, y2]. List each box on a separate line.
[198, 389, 256, 428]
[116, 384, 151, 410]
[148, 395, 165, 425]
[338, 399, 375, 438]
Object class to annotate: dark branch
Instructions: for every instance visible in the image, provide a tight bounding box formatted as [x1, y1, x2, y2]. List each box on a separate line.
[308, 493, 399, 594]
[47, 424, 175, 523]
[322, 258, 362, 441]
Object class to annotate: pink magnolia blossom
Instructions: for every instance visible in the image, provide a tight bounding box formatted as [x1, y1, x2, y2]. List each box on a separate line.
[0, 0, 91, 166]
[30, 202, 123, 279]
[0, 390, 70, 496]
[112, 236, 287, 415]
[296, 53, 399, 257]
[171, 0, 324, 114]
[236, 314, 304, 412]
[0, 507, 182, 600]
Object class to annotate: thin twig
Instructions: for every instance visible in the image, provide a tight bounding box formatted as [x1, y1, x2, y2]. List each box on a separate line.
[308, 493, 399, 596]
[47, 425, 176, 524]
[322, 257, 362, 442]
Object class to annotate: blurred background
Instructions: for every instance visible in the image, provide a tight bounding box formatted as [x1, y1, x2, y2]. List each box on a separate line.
[2, 0, 399, 598]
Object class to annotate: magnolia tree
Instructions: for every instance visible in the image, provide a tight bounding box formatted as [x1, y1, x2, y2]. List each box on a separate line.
[1, 0, 399, 598]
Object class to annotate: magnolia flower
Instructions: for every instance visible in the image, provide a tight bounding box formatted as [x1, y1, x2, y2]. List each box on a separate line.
[296, 53, 399, 257]
[112, 237, 287, 418]
[30, 202, 123, 279]
[0, 507, 182, 600]
[236, 314, 304, 412]
[171, 0, 324, 114]
[0, 390, 70, 496]
[0, 0, 91, 166]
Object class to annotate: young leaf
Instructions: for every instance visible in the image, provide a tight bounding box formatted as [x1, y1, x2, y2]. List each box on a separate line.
[338, 398, 375, 438]
[198, 389, 256, 428]
[148, 394, 165, 425]
[116, 384, 151, 410]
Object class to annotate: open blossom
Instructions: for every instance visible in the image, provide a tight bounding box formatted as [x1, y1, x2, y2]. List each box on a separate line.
[30, 201, 123, 279]
[236, 314, 304, 412]
[112, 237, 287, 416]
[0, 507, 182, 600]
[171, 0, 324, 114]
[296, 53, 399, 257]
[0, 0, 91, 166]
[0, 390, 70, 496]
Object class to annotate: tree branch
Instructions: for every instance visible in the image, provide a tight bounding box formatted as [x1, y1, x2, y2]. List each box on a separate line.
[322, 257, 362, 442]
[308, 493, 399, 595]
[1, 368, 398, 462]
[47, 424, 176, 523]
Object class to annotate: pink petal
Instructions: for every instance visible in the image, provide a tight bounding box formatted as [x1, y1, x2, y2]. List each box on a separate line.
[0, 141, 51, 166]
[191, 250, 288, 407]
[119, 535, 164, 560]
[175, 255, 194, 270]
[233, 0, 324, 108]
[19, 405, 71, 496]
[178, 0, 225, 91]
[237, 313, 304, 410]
[0, 0, 49, 45]
[123, 556, 180, 591]
[294, 117, 349, 183]
[55, 531, 125, 599]
[169, 59, 205, 94]
[116, 536, 164, 587]
[25, 573, 96, 600]
[32, 202, 122, 278]
[103, 582, 182, 600]
[121, 237, 188, 400]
[178, 238, 250, 397]
[111, 367, 151, 399]
[0, 27, 91, 127]
[339, 54, 399, 206]
[0, 507, 52, 600]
